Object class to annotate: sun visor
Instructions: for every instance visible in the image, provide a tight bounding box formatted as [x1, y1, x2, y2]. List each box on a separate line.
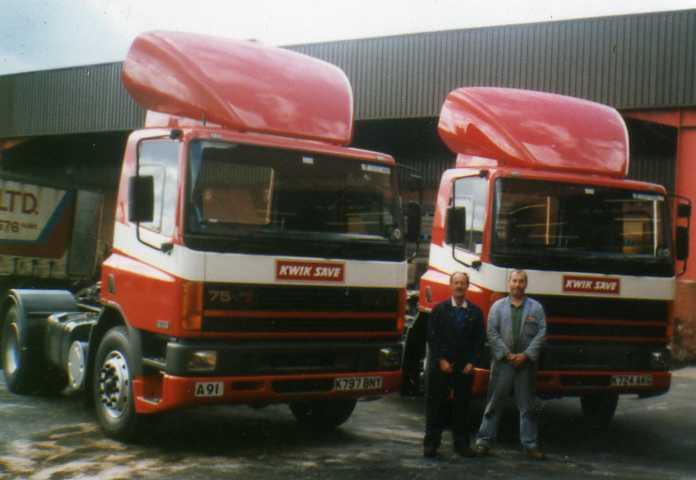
[123, 31, 354, 145]
[438, 87, 629, 177]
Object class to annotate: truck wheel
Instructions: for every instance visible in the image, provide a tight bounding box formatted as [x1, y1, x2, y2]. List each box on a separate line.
[581, 392, 619, 430]
[289, 398, 357, 430]
[1, 305, 42, 394]
[93, 326, 144, 441]
[401, 313, 427, 396]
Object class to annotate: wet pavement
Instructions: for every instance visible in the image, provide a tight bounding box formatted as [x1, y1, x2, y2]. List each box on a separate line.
[1, 368, 696, 479]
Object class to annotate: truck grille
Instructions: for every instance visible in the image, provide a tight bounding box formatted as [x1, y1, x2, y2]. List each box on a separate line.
[202, 316, 396, 333]
[202, 284, 399, 333]
[204, 284, 398, 311]
[535, 295, 668, 342]
[538, 343, 666, 371]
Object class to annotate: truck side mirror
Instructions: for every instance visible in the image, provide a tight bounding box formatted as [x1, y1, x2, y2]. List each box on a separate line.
[406, 202, 422, 242]
[129, 175, 154, 223]
[678, 203, 691, 218]
[676, 226, 689, 261]
[446, 206, 467, 245]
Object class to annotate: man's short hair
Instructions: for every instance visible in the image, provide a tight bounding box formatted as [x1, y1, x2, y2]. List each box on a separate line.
[450, 271, 470, 284]
[508, 269, 528, 282]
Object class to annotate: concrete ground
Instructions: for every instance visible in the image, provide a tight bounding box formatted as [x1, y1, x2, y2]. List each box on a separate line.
[1, 368, 695, 479]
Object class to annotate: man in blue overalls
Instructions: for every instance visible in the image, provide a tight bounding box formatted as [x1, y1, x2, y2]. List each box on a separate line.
[423, 271, 484, 458]
[475, 269, 547, 460]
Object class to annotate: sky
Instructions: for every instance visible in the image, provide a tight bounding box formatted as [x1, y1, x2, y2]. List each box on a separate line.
[2, 0, 696, 75]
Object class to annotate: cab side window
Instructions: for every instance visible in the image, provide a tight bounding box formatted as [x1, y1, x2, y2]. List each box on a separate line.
[450, 176, 488, 253]
[138, 140, 180, 237]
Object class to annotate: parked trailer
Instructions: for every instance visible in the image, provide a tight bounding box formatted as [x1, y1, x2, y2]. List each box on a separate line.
[402, 87, 691, 428]
[0, 178, 105, 290]
[0, 31, 413, 441]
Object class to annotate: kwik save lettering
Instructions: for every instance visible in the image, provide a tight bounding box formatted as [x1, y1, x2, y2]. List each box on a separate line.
[276, 261, 345, 282]
[563, 275, 620, 294]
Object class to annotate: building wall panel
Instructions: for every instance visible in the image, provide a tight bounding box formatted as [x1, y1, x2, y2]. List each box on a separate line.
[291, 9, 696, 120]
[0, 10, 694, 137]
[1, 63, 144, 138]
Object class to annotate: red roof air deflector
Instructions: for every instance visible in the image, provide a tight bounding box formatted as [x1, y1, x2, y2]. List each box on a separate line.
[438, 88, 629, 177]
[123, 31, 354, 145]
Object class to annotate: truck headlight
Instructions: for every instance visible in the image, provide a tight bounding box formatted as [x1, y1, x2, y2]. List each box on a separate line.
[377, 347, 401, 370]
[187, 351, 218, 372]
[650, 349, 670, 370]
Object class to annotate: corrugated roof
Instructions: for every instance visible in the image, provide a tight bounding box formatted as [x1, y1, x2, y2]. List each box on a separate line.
[0, 63, 143, 138]
[290, 9, 696, 119]
[1, 9, 695, 138]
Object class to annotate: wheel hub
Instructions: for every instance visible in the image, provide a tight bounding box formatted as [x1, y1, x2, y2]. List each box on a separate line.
[97, 351, 130, 419]
[3, 323, 19, 376]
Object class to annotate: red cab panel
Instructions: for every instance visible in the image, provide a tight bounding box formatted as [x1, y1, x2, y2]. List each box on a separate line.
[438, 87, 629, 178]
[123, 31, 354, 145]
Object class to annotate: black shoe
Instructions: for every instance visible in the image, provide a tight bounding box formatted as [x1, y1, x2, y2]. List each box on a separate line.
[454, 445, 476, 457]
[423, 445, 438, 458]
[474, 444, 491, 457]
[525, 448, 546, 461]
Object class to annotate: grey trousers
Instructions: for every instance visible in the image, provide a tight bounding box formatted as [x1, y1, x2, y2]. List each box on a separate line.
[475, 361, 540, 450]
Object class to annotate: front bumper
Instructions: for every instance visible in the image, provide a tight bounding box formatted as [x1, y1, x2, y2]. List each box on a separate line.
[133, 338, 403, 413]
[469, 368, 671, 397]
[163, 339, 402, 376]
[133, 370, 402, 414]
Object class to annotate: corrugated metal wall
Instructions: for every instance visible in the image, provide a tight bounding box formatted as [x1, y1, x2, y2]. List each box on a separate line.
[625, 119, 677, 192]
[0, 9, 694, 138]
[290, 9, 696, 120]
[0, 63, 143, 138]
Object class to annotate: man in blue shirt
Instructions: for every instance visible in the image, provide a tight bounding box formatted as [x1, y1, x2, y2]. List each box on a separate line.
[423, 271, 484, 458]
[474, 269, 547, 460]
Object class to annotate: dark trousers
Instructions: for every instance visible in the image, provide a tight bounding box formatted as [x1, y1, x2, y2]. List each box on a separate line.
[424, 365, 474, 448]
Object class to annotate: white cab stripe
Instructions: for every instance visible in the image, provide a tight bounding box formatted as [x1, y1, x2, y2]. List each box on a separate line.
[429, 243, 674, 300]
[114, 223, 406, 287]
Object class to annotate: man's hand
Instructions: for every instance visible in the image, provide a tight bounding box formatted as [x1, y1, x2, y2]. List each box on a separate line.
[461, 363, 474, 375]
[510, 353, 528, 368]
[439, 359, 453, 374]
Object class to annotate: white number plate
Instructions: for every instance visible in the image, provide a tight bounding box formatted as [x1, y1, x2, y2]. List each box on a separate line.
[610, 375, 653, 387]
[194, 381, 224, 397]
[334, 376, 383, 391]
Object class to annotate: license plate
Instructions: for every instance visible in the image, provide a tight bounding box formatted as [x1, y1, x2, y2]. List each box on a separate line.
[334, 376, 383, 391]
[610, 375, 653, 387]
[194, 381, 224, 397]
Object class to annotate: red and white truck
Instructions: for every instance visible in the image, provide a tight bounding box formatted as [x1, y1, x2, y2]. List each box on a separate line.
[402, 87, 691, 427]
[0, 31, 410, 440]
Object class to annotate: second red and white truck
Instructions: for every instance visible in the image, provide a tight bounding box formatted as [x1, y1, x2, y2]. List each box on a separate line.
[402, 87, 690, 427]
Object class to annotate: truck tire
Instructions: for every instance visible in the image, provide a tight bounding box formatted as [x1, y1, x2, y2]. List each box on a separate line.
[581, 392, 619, 430]
[400, 312, 427, 396]
[1, 303, 66, 395]
[93, 326, 145, 441]
[1, 305, 42, 394]
[289, 398, 357, 430]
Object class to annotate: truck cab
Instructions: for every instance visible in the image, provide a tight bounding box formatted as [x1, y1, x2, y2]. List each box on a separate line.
[1, 31, 406, 440]
[403, 87, 690, 427]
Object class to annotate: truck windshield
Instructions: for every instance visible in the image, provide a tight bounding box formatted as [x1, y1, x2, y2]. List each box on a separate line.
[184, 140, 404, 260]
[492, 178, 673, 276]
